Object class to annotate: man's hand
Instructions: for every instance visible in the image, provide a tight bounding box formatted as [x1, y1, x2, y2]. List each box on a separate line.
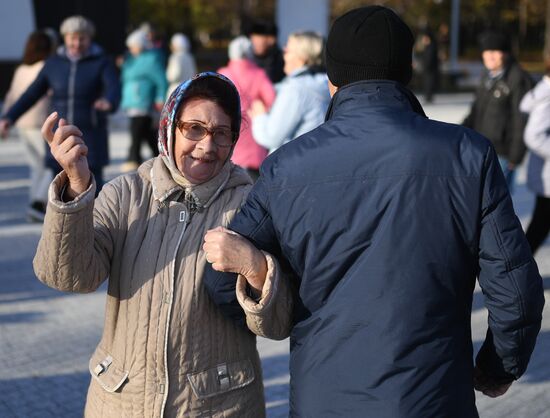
[41, 111, 91, 200]
[93, 98, 112, 112]
[0, 118, 11, 138]
[203, 226, 268, 293]
[473, 366, 513, 398]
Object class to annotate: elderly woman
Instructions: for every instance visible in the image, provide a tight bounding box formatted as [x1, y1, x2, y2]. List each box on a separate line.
[0, 15, 120, 194]
[34, 73, 292, 417]
[249, 31, 330, 153]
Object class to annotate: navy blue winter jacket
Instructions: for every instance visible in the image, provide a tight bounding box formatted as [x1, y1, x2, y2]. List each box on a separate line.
[205, 80, 544, 417]
[3, 44, 120, 169]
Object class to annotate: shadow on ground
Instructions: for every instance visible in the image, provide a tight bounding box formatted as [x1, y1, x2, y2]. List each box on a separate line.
[262, 353, 290, 417]
[0, 165, 28, 182]
[0, 372, 89, 418]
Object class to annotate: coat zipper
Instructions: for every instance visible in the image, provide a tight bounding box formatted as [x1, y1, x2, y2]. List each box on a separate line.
[160, 208, 188, 416]
[68, 60, 77, 124]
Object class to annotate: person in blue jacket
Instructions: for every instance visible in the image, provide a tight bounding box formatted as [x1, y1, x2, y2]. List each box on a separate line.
[120, 29, 167, 171]
[203, 6, 545, 418]
[0, 16, 120, 194]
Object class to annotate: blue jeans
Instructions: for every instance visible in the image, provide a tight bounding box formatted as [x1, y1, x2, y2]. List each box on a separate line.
[498, 156, 516, 193]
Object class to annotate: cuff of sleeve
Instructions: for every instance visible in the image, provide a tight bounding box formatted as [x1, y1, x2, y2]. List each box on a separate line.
[475, 331, 520, 381]
[48, 171, 96, 213]
[236, 251, 280, 315]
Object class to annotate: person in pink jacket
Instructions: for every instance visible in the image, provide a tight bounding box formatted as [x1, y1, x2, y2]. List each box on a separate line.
[218, 36, 275, 180]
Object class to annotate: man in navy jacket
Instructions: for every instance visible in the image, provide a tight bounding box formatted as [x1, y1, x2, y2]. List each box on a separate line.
[205, 6, 544, 417]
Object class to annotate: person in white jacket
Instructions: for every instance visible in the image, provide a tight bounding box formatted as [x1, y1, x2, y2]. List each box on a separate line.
[519, 61, 550, 254]
[166, 33, 197, 97]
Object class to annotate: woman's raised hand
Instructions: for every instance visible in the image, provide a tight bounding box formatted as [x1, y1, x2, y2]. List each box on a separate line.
[42, 112, 91, 199]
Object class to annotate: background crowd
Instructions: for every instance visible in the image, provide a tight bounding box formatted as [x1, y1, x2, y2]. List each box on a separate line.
[0, 5, 548, 417]
[1, 13, 548, 248]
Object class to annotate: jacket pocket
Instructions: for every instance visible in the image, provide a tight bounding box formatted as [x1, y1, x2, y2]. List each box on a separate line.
[187, 359, 255, 400]
[89, 346, 129, 393]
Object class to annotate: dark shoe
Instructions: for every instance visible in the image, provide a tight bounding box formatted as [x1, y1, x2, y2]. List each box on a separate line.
[27, 201, 46, 223]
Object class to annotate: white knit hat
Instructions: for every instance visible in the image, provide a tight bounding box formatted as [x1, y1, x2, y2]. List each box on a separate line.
[60, 15, 95, 37]
[170, 33, 190, 52]
[126, 29, 148, 49]
[228, 36, 252, 60]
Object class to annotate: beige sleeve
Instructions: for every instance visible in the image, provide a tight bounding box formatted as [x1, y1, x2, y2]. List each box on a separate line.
[236, 252, 294, 340]
[33, 171, 118, 293]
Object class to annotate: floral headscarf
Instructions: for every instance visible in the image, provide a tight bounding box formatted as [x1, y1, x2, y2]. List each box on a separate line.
[157, 71, 241, 162]
[155, 72, 243, 210]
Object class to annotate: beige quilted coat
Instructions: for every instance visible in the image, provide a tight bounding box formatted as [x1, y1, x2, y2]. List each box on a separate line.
[33, 158, 293, 417]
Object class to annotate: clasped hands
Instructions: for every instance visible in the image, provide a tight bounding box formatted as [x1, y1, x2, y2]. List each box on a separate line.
[203, 227, 267, 295]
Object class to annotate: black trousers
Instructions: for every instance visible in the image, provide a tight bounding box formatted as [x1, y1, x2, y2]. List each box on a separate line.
[128, 115, 158, 164]
[525, 195, 550, 255]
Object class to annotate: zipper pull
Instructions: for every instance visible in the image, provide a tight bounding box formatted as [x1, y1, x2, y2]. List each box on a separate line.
[179, 210, 187, 223]
[157, 200, 166, 213]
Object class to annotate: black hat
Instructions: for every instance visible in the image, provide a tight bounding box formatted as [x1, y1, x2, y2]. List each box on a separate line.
[478, 31, 510, 52]
[246, 19, 278, 37]
[326, 6, 414, 87]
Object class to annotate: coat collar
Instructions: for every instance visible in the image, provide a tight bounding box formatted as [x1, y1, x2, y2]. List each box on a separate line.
[138, 157, 251, 212]
[325, 80, 426, 122]
[56, 43, 104, 61]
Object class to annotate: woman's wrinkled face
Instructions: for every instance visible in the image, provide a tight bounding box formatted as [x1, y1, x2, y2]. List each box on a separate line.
[174, 98, 233, 184]
[64, 32, 91, 57]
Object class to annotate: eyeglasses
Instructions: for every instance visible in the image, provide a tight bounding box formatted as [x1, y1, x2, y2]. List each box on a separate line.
[175, 120, 236, 148]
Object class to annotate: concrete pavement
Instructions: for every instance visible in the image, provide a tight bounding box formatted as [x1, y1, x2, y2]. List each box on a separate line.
[0, 94, 549, 417]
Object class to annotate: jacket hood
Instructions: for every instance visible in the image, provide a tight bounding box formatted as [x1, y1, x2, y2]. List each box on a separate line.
[138, 157, 251, 212]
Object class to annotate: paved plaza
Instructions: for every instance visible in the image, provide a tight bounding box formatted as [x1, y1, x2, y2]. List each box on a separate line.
[0, 94, 549, 417]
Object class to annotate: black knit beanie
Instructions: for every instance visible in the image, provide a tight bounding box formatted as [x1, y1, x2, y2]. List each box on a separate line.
[326, 6, 414, 87]
[478, 31, 510, 53]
